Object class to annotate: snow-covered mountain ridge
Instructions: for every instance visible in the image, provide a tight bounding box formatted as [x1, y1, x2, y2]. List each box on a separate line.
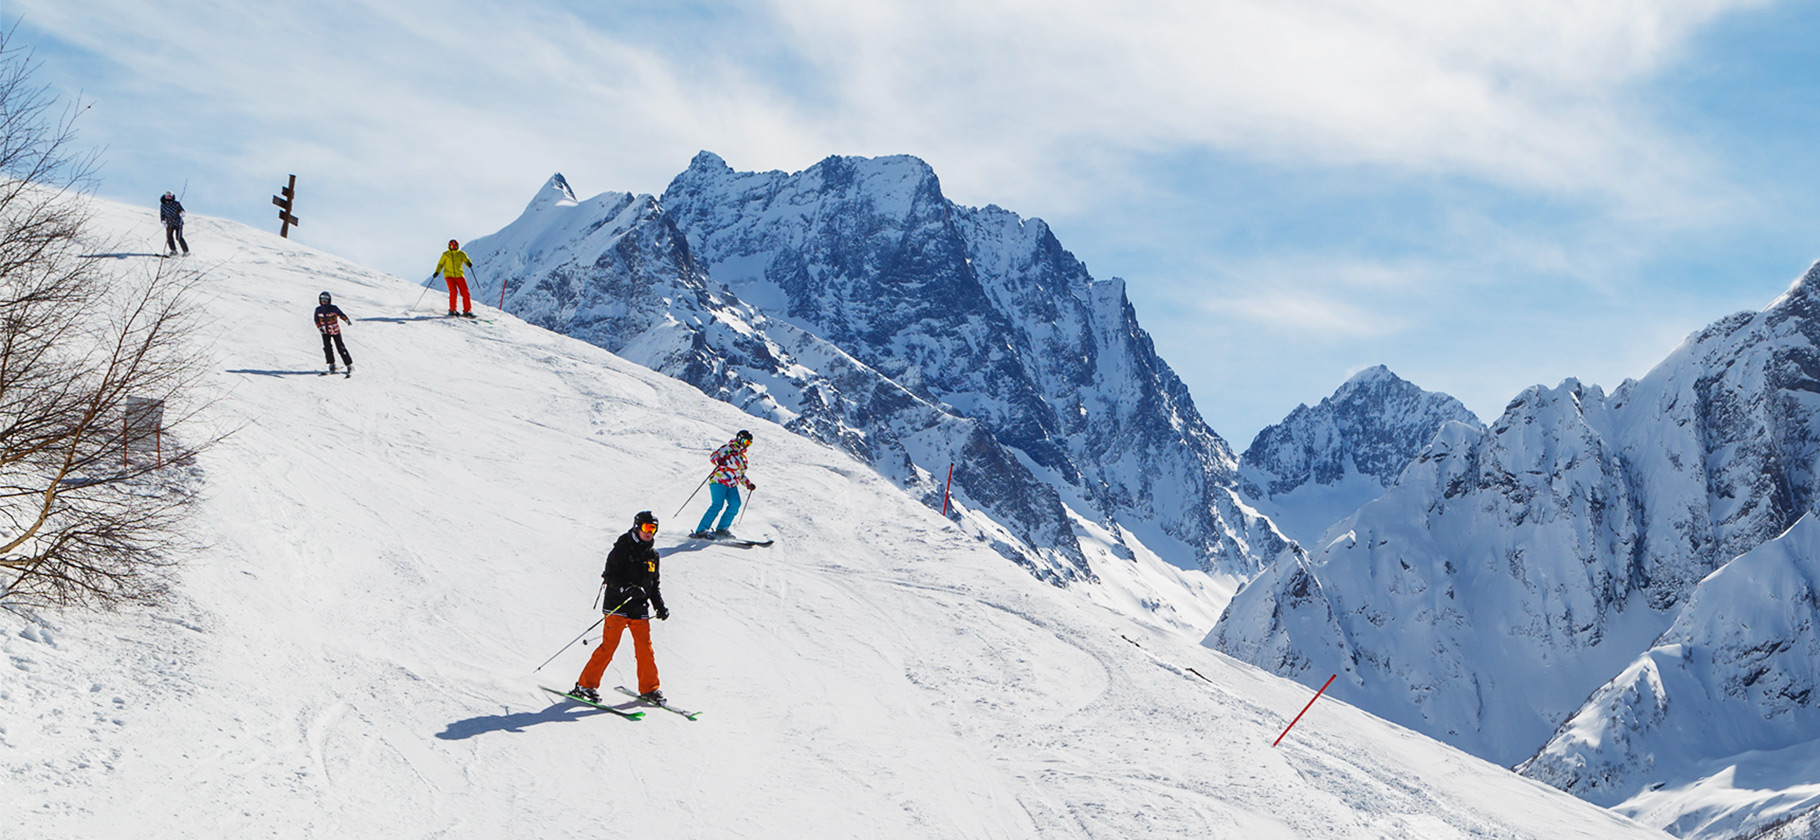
[1210, 261, 1820, 833]
[1518, 513, 1820, 840]
[0, 195, 1672, 839]
[465, 152, 1293, 591]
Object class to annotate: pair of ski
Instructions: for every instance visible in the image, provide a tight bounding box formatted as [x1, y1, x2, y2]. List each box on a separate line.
[541, 685, 701, 721]
[319, 369, 352, 378]
[687, 533, 774, 548]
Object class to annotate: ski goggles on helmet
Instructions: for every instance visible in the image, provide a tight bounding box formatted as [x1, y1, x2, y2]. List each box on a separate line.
[638, 522, 658, 534]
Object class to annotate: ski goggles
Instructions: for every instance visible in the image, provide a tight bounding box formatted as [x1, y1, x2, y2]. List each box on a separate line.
[638, 522, 658, 534]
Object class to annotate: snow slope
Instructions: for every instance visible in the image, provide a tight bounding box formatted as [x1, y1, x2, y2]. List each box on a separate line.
[0, 197, 1666, 839]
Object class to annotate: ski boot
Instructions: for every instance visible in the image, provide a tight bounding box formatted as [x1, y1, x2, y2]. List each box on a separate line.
[570, 685, 600, 703]
[637, 690, 666, 705]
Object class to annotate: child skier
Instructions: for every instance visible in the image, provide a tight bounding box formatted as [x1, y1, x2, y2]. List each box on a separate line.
[571, 510, 668, 705]
[313, 292, 354, 376]
[691, 430, 757, 539]
[433, 239, 475, 318]
[160, 191, 189, 256]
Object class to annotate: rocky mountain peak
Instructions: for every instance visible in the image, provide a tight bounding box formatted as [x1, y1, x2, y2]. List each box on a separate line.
[467, 154, 1292, 584]
[522, 172, 579, 214]
[1238, 366, 1480, 546]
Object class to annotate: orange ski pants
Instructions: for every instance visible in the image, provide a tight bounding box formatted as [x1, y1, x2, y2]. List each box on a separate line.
[577, 615, 659, 694]
[446, 274, 472, 313]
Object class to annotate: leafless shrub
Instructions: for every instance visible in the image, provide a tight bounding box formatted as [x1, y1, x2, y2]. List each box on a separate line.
[0, 30, 212, 612]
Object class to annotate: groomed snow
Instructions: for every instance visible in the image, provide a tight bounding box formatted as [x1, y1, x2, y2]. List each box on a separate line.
[0, 197, 1668, 839]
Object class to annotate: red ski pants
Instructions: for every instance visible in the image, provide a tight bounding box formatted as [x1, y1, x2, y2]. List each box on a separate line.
[446, 274, 472, 313]
[577, 615, 659, 694]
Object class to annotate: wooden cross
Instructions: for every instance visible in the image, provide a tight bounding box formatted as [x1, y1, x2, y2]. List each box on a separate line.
[272, 174, 300, 238]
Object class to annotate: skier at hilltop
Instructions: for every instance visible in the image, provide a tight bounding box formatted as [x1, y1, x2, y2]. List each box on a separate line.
[160, 191, 189, 256]
[690, 430, 757, 540]
[313, 291, 354, 376]
[570, 510, 668, 705]
[433, 239, 475, 318]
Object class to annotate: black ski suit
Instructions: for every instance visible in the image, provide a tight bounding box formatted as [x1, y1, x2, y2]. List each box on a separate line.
[160, 196, 188, 255]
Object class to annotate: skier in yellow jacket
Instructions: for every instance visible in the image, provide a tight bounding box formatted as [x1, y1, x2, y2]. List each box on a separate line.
[434, 240, 475, 318]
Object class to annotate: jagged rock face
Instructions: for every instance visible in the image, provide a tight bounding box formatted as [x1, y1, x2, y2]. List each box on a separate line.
[462, 174, 1087, 583]
[1239, 365, 1482, 545]
[1518, 514, 1820, 839]
[661, 152, 1289, 575]
[1210, 263, 1820, 767]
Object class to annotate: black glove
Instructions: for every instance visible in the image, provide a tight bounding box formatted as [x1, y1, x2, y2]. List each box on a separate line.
[655, 606, 670, 621]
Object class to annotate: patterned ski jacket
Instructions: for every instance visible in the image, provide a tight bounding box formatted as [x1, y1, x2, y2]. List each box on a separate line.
[314, 304, 349, 335]
[160, 196, 184, 226]
[435, 249, 472, 279]
[709, 440, 754, 489]
[601, 530, 665, 620]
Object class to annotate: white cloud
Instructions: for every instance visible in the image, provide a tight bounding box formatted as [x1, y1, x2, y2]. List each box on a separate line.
[747, 0, 1764, 212]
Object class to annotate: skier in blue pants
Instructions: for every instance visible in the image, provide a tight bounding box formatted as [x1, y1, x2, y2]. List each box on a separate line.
[691, 430, 756, 539]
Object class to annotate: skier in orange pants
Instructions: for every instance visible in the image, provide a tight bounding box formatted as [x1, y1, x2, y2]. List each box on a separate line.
[571, 510, 667, 704]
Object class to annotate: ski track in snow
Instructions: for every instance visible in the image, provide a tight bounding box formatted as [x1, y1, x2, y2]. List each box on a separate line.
[0, 202, 1668, 838]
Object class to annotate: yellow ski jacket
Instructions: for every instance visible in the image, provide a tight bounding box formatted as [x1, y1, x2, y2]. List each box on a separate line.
[436, 249, 472, 278]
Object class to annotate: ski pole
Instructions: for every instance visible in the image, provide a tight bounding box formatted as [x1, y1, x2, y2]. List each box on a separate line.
[672, 472, 713, 519]
[534, 617, 603, 673]
[412, 276, 437, 312]
[736, 486, 755, 527]
[533, 590, 639, 672]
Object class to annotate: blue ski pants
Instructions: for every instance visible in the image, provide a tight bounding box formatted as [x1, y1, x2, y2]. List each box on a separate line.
[697, 483, 742, 533]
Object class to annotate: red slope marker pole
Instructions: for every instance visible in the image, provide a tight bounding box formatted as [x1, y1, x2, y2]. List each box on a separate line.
[941, 463, 954, 517]
[1273, 674, 1337, 747]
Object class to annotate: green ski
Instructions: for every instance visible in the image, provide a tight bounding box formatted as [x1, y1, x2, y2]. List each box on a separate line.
[541, 686, 645, 719]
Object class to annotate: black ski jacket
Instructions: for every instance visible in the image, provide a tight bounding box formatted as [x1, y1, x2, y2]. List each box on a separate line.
[601, 529, 664, 620]
[160, 196, 184, 226]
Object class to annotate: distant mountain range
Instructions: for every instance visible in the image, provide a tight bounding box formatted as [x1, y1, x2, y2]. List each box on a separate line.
[1212, 262, 1820, 838]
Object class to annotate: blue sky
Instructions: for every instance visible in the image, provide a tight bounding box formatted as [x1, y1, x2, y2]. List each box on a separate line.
[12, 1, 1818, 446]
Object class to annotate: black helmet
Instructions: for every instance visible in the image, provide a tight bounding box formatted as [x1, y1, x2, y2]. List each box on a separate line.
[735, 430, 753, 445]
[633, 510, 658, 527]
[319, 291, 332, 304]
